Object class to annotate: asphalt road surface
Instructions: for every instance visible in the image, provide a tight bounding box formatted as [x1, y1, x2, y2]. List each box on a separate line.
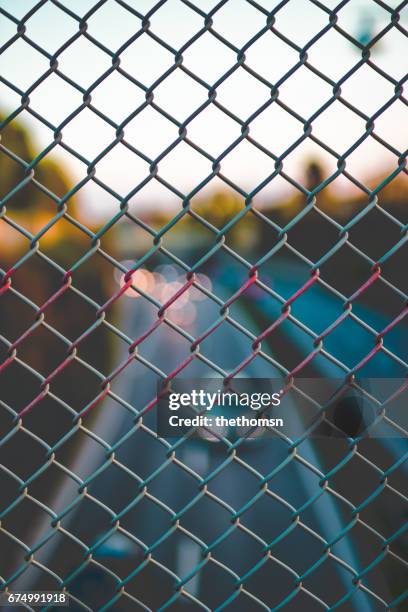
[13, 264, 407, 611]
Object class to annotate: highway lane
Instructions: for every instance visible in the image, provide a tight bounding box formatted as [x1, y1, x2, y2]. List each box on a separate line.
[46, 297, 371, 608]
[14, 263, 405, 610]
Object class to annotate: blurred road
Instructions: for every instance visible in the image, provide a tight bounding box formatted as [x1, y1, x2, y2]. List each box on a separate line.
[15, 261, 407, 611]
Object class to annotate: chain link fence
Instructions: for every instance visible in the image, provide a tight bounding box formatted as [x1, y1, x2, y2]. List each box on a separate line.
[0, 0, 407, 610]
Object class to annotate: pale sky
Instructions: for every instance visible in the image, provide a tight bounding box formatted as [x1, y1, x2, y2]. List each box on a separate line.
[0, 0, 407, 219]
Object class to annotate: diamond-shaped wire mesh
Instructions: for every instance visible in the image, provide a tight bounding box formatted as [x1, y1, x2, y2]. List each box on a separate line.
[0, 0, 407, 610]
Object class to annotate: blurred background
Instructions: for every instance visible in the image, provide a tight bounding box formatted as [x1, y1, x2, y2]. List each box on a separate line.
[0, 0, 407, 610]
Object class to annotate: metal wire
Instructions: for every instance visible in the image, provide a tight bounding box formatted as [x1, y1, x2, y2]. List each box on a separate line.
[0, 0, 407, 610]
